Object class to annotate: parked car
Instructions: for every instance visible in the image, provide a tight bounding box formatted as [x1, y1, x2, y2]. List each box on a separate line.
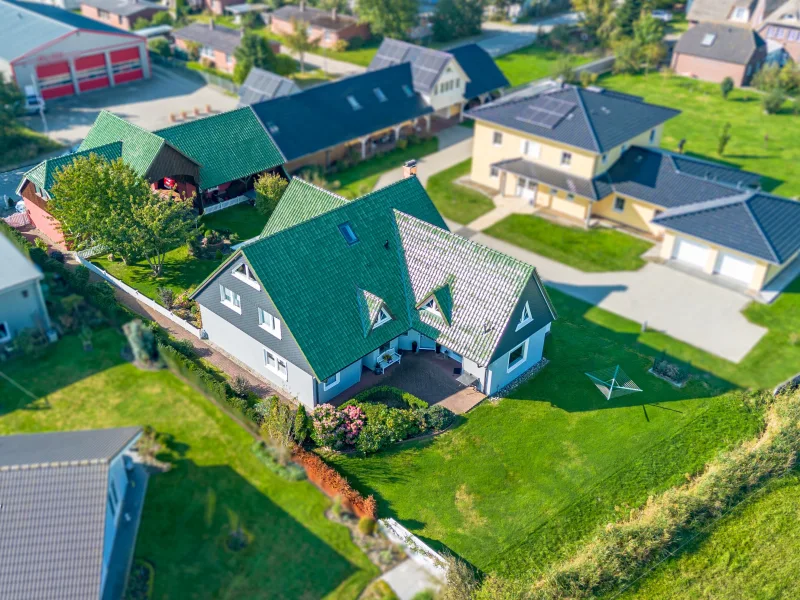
[651, 9, 673, 22]
[22, 85, 45, 115]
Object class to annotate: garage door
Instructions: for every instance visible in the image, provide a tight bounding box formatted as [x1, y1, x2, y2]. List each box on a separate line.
[716, 252, 756, 284]
[75, 53, 109, 93]
[110, 47, 144, 85]
[36, 61, 74, 100]
[673, 238, 710, 269]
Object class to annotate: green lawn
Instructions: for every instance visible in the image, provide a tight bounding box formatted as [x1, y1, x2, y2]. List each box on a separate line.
[496, 45, 595, 87]
[485, 214, 654, 271]
[0, 329, 377, 599]
[200, 203, 268, 241]
[0, 126, 62, 170]
[328, 287, 765, 577]
[600, 72, 800, 196]
[331, 137, 439, 199]
[618, 473, 800, 599]
[425, 159, 495, 224]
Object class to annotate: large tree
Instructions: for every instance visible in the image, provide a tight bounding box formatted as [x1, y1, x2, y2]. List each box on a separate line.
[572, 0, 617, 47]
[432, 0, 483, 42]
[357, 0, 418, 40]
[614, 0, 645, 39]
[283, 18, 318, 73]
[234, 32, 278, 82]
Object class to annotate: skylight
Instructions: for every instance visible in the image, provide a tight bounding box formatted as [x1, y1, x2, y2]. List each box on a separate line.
[346, 95, 362, 110]
[266, 121, 279, 134]
[338, 222, 358, 245]
[401, 84, 414, 98]
[373, 87, 387, 102]
[701, 33, 716, 46]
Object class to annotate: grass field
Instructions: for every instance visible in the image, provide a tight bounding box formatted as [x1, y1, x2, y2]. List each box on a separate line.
[0, 329, 376, 599]
[496, 45, 595, 87]
[600, 72, 800, 196]
[425, 159, 495, 224]
[200, 203, 268, 241]
[485, 214, 654, 271]
[0, 126, 62, 170]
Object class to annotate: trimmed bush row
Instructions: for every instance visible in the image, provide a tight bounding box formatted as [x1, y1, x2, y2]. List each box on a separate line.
[292, 446, 378, 519]
[352, 385, 429, 409]
[251, 441, 306, 482]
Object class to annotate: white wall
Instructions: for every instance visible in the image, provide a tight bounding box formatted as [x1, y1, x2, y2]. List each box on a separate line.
[485, 323, 549, 395]
[425, 59, 469, 112]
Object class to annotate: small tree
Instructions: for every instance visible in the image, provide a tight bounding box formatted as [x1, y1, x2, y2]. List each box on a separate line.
[184, 40, 201, 61]
[123, 319, 159, 368]
[235, 32, 277, 74]
[720, 76, 734, 99]
[0, 74, 23, 139]
[580, 70, 599, 88]
[763, 88, 785, 114]
[283, 18, 318, 73]
[294, 405, 311, 444]
[432, 0, 484, 43]
[157, 286, 176, 309]
[254, 172, 289, 218]
[233, 57, 253, 85]
[126, 191, 195, 276]
[149, 38, 172, 58]
[717, 122, 731, 156]
[151, 11, 173, 26]
[260, 398, 294, 465]
[552, 55, 576, 83]
[133, 17, 150, 30]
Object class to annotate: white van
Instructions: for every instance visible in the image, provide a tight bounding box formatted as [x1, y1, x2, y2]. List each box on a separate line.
[23, 85, 45, 115]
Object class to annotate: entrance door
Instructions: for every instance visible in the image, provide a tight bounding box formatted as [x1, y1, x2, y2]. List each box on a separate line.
[515, 177, 537, 203]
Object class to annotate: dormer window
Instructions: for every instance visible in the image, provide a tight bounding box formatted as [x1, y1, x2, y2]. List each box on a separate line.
[515, 301, 533, 331]
[421, 297, 441, 316]
[346, 95, 362, 110]
[233, 262, 259, 289]
[338, 222, 358, 245]
[373, 307, 392, 328]
[732, 7, 748, 21]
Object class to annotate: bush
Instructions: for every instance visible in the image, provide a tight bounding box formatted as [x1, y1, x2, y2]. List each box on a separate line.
[123, 319, 159, 367]
[148, 37, 171, 58]
[254, 172, 289, 218]
[294, 404, 311, 444]
[34, 237, 48, 251]
[720, 76, 734, 99]
[441, 553, 480, 600]
[230, 374, 250, 397]
[420, 404, 455, 431]
[49, 249, 64, 263]
[354, 402, 422, 454]
[763, 88, 786, 114]
[0, 221, 30, 257]
[311, 403, 345, 448]
[157, 286, 175, 309]
[579, 70, 598, 88]
[358, 516, 377, 536]
[653, 354, 688, 384]
[251, 441, 306, 481]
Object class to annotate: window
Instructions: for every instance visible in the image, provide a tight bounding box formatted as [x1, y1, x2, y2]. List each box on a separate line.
[0, 323, 9, 343]
[732, 7, 748, 21]
[98, 8, 108, 17]
[233, 262, 259, 289]
[346, 95, 362, 110]
[373, 87, 387, 102]
[264, 349, 288, 379]
[258, 307, 282, 338]
[649, 128, 656, 143]
[701, 33, 716, 46]
[323, 372, 340, 391]
[507, 339, 528, 373]
[324, 31, 333, 42]
[373, 307, 392, 328]
[789, 29, 800, 41]
[614, 196, 626, 212]
[520, 139, 541, 158]
[566, 193, 575, 202]
[226, 53, 234, 64]
[201, 45, 215, 58]
[490, 166, 499, 179]
[421, 297, 441, 316]
[402, 84, 414, 97]
[266, 121, 279, 134]
[456, 78, 460, 88]
[561, 151, 572, 167]
[338, 222, 358, 245]
[601, 153, 607, 164]
[493, 131, 503, 146]
[219, 285, 241, 313]
[515, 301, 533, 332]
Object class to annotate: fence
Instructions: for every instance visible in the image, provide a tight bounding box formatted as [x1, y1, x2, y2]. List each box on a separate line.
[203, 194, 251, 215]
[75, 254, 202, 339]
[379, 518, 448, 583]
[75, 244, 107, 259]
[3, 210, 30, 228]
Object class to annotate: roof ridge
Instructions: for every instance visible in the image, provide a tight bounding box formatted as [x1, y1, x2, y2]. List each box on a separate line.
[742, 196, 781, 262]
[655, 191, 754, 219]
[290, 176, 349, 202]
[573, 86, 602, 153]
[0, 459, 110, 471]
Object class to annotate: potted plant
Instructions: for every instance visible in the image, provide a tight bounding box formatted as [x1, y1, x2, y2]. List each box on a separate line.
[411, 341, 418, 353]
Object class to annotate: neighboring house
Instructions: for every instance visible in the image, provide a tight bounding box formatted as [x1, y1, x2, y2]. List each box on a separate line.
[173, 20, 243, 74]
[0, 427, 145, 600]
[191, 175, 557, 409]
[0, 234, 52, 345]
[224, 2, 268, 24]
[0, 0, 151, 100]
[237, 67, 300, 106]
[80, 0, 167, 31]
[671, 22, 767, 86]
[759, 0, 800, 62]
[17, 108, 284, 243]
[271, 1, 370, 49]
[22, 0, 81, 9]
[251, 63, 433, 171]
[369, 39, 510, 120]
[202, 0, 238, 15]
[467, 84, 800, 293]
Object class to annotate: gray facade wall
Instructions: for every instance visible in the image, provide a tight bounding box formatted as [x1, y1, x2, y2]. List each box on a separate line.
[316, 357, 364, 405]
[362, 336, 400, 371]
[0, 279, 50, 340]
[490, 274, 555, 363]
[486, 322, 549, 395]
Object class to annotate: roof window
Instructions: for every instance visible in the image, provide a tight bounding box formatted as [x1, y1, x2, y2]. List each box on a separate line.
[373, 87, 387, 102]
[701, 33, 716, 46]
[266, 121, 279, 134]
[346, 95, 362, 110]
[338, 222, 358, 245]
[402, 84, 414, 98]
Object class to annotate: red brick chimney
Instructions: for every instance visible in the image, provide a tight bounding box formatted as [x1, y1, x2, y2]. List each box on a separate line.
[403, 159, 417, 179]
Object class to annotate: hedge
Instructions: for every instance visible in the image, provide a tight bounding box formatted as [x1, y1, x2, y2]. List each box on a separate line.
[352, 385, 428, 409]
[0, 221, 30, 257]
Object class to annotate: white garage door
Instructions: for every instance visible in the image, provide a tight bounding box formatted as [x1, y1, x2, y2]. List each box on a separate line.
[716, 252, 756, 284]
[673, 238, 710, 269]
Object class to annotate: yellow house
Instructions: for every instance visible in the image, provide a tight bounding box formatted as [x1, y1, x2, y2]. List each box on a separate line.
[465, 83, 800, 293]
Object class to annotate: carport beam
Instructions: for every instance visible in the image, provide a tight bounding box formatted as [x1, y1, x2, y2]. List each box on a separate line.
[68, 58, 80, 96]
[104, 51, 115, 87]
[359, 135, 369, 159]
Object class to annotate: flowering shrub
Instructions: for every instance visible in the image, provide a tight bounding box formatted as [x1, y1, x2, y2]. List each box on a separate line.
[340, 405, 365, 445]
[311, 404, 345, 448]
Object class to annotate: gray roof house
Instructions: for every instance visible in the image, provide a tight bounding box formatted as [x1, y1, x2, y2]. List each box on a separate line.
[191, 175, 557, 409]
[173, 20, 243, 57]
[0, 233, 52, 345]
[0, 427, 145, 600]
[237, 67, 300, 106]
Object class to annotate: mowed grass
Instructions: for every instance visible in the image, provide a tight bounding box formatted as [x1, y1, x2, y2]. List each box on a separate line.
[426, 159, 495, 224]
[485, 214, 654, 271]
[0, 329, 377, 599]
[0, 125, 62, 170]
[328, 288, 765, 577]
[618, 473, 800, 599]
[496, 45, 595, 87]
[600, 72, 800, 196]
[200, 203, 268, 241]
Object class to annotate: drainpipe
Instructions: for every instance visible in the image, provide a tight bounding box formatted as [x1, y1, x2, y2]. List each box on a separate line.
[585, 200, 593, 229]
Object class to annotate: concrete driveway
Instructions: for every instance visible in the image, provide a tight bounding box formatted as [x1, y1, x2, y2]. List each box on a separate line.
[479, 12, 582, 56]
[466, 233, 767, 363]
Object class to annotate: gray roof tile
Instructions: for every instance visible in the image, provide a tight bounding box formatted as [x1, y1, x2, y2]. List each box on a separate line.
[449, 43, 509, 99]
[238, 67, 300, 106]
[369, 39, 452, 94]
[173, 21, 242, 55]
[675, 22, 765, 64]
[272, 4, 358, 30]
[0, 427, 141, 468]
[492, 157, 610, 200]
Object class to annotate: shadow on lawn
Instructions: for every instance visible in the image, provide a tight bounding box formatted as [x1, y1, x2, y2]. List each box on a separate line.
[137, 458, 364, 599]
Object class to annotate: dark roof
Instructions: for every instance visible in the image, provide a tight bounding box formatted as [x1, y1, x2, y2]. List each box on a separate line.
[368, 39, 452, 94]
[173, 21, 242, 55]
[653, 192, 800, 263]
[675, 22, 765, 64]
[272, 4, 358, 31]
[450, 43, 509, 99]
[468, 84, 680, 153]
[3, 0, 136, 34]
[81, 0, 166, 16]
[238, 67, 300, 106]
[251, 63, 432, 162]
[493, 157, 610, 200]
[0, 427, 142, 600]
[602, 146, 763, 209]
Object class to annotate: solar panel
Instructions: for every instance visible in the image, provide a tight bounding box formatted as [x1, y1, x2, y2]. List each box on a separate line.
[515, 98, 576, 129]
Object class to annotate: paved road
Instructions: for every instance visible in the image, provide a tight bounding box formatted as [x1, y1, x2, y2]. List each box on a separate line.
[478, 12, 582, 56]
[283, 47, 367, 76]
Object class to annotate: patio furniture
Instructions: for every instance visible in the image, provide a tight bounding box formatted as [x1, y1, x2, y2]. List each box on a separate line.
[375, 349, 401, 374]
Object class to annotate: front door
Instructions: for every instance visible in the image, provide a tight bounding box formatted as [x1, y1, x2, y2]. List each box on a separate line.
[516, 177, 536, 202]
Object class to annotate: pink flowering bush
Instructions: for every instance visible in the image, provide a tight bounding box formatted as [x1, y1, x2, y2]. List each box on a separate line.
[311, 404, 344, 448]
[340, 405, 365, 445]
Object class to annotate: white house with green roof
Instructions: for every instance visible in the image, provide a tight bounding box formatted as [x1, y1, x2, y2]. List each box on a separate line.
[191, 175, 557, 408]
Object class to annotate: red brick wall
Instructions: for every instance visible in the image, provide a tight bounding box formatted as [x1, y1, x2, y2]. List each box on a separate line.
[20, 183, 64, 245]
[271, 18, 370, 48]
[79, 4, 164, 30]
[671, 53, 749, 86]
[175, 39, 236, 73]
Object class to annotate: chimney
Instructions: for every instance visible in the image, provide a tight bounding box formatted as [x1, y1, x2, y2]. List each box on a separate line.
[209, 18, 214, 29]
[403, 159, 417, 179]
[332, 6, 338, 20]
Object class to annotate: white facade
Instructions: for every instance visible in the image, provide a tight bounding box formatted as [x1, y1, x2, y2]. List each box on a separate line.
[422, 59, 470, 115]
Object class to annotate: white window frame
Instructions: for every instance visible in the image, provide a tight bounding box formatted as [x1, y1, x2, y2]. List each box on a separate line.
[421, 297, 441, 317]
[520, 139, 541, 158]
[373, 307, 392, 328]
[200, 45, 215, 59]
[402, 84, 413, 97]
[507, 338, 529, 373]
[323, 372, 340, 391]
[0, 321, 10, 343]
[613, 196, 626, 213]
[220, 285, 241, 314]
[232, 262, 260, 290]
[493, 131, 503, 146]
[373, 87, 387, 102]
[566, 193, 575, 202]
[338, 222, 358, 245]
[515, 301, 533, 332]
[258, 307, 282, 339]
[560, 151, 572, 167]
[263, 348, 288, 379]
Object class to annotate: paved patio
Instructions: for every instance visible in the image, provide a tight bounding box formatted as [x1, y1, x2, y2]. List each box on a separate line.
[331, 351, 486, 414]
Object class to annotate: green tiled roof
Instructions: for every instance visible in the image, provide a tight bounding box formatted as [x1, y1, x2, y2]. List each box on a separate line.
[24, 142, 123, 193]
[238, 176, 540, 380]
[261, 178, 349, 237]
[79, 111, 166, 177]
[155, 107, 284, 190]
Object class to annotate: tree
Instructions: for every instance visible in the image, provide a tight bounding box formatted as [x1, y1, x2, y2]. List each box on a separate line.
[633, 13, 666, 72]
[432, 0, 483, 42]
[552, 55, 577, 83]
[240, 10, 262, 29]
[572, 0, 617, 47]
[720, 76, 734, 99]
[763, 88, 786, 114]
[717, 122, 731, 155]
[151, 11, 173, 26]
[235, 32, 277, 73]
[615, 0, 645, 39]
[357, 0, 419, 40]
[233, 57, 253, 84]
[0, 74, 23, 138]
[294, 405, 311, 444]
[254, 172, 289, 217]
[611, 38, 641, 74]
[122, 319, 159, 368]
[133, 17, 150, 30]
[184, 40, 201, 61]
[283, 18, 318, 73]
[148, 37, 172, 58]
